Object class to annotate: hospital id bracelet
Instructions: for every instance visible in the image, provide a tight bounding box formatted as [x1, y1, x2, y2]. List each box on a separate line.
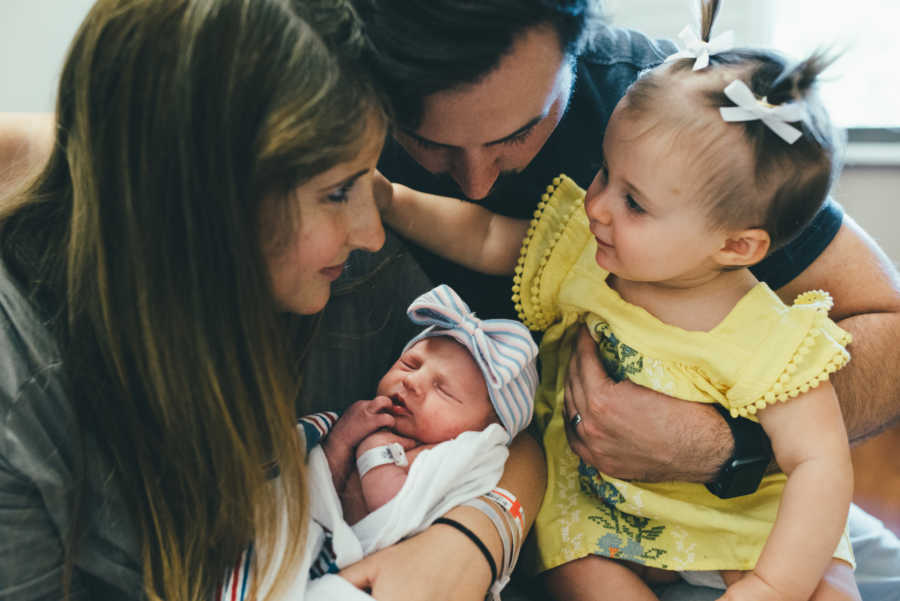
[463, 498, 514, 598]
[485, 487, 525, 538]
[356, 442, 408, 478]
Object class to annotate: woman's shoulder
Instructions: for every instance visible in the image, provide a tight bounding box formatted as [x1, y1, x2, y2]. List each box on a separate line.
[0, 259, 64, 407]
[0, 259, 71, 464]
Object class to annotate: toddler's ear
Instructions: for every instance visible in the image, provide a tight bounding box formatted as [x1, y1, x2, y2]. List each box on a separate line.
[715, 228, 770, 267]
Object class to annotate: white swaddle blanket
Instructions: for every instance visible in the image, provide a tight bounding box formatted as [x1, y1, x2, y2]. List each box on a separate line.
[291, 423, 510, 600]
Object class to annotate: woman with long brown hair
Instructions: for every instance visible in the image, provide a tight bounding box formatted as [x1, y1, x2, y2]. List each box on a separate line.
[0, 1, 545, 600]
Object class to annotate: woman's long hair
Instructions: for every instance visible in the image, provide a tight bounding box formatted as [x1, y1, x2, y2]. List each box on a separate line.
[0, 0, 384, 599]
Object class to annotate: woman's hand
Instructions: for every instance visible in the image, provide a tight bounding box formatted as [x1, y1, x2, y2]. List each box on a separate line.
[339, 517, 494, 601]
[564, 326, 732, 482]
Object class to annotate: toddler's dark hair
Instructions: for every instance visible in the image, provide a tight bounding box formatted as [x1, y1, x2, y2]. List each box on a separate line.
[623, 0, 842, 254]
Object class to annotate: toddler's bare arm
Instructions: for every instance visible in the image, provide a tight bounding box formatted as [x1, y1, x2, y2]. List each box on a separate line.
[379, 175, 528, 275]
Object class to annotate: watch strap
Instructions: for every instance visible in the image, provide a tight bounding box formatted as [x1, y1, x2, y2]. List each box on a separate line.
[705, 404, 773, 498]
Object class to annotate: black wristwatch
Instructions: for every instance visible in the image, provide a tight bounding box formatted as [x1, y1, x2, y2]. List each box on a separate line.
[705, 404, 773, 499]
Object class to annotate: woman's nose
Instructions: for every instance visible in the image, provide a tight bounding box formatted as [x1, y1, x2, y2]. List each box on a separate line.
[349, 180, 386, 252]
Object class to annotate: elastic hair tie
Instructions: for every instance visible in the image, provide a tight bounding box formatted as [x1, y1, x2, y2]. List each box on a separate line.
[433, 517, 497, 585]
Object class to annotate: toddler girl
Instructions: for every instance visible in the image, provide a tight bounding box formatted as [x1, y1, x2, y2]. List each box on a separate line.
[382, 2, 857, 600]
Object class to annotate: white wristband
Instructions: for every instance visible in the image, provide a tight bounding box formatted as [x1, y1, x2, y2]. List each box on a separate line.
[464, 498, 513, 595]
[356, 442, 408, 478]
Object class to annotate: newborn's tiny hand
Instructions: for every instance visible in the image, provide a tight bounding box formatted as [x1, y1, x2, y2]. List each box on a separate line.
[329, 397, 396, 452]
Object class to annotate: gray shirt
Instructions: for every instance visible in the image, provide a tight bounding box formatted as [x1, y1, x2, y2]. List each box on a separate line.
[0, 224, 428, 601]
[0, 260, 142, 600]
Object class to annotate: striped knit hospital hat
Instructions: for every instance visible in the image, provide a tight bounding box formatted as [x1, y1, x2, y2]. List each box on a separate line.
[404, 285, 539, 441]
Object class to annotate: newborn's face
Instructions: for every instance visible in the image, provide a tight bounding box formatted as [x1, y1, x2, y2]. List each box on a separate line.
[376, 337, 494, 444]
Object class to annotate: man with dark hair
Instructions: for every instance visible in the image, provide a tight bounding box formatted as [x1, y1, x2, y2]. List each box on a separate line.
[338, 1, 900, 599]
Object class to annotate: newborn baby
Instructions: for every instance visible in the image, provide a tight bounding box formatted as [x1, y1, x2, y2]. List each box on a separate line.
[321, 284, 538, 524]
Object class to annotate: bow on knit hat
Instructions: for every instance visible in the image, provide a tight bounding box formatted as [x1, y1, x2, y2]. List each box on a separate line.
[404, 285, 539, 442]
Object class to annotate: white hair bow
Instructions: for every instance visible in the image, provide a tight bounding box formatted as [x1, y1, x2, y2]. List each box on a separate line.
[664, 25, 734, 70]
[719, 80, 808, 144]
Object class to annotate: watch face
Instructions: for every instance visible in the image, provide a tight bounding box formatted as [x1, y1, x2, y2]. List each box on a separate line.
[731, 455, 771, 470]
[709, 456, 771, 499]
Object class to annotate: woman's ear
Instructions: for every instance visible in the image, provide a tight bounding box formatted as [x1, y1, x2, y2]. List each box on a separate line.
[715, 228, 771, 267]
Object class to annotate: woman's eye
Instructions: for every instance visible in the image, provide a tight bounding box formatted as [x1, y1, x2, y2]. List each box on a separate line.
[625, 195, 645, 214]
[326, 182, 353, 203]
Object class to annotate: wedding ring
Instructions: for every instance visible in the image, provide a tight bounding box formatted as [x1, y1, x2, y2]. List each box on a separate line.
[570, 412, 583, 428]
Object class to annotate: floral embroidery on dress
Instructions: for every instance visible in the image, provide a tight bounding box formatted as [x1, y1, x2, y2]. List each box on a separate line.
[578, 461, 668, 566]
[593, 321, 643, 383]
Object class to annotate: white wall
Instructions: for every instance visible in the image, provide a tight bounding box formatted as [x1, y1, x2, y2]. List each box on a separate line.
[0, 0, 95, 112]
[604, 0, 777, 46]
[835, 169, 900, 266]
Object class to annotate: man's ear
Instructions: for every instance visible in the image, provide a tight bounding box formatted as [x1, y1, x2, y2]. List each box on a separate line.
[715, 228, 770, 267]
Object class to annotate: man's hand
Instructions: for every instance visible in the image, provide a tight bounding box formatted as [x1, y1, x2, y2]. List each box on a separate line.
[0, 113, 54, 201]
[564, 326, 732, 482]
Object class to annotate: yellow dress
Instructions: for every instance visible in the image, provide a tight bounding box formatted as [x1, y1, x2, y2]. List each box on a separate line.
[513, 174, 854, 573]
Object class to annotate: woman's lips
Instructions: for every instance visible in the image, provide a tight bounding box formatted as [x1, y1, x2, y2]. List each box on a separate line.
[320, 263, 344, 281]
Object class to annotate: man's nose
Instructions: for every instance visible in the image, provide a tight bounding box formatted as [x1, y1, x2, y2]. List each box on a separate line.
[449, 148, 500, 201]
